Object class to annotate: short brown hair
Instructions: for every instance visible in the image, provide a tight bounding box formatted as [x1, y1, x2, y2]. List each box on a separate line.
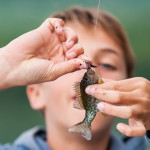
[52, 7, 135, 78]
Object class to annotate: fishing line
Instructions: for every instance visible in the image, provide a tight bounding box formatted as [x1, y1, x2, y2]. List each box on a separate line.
[94, 0, 101, 35]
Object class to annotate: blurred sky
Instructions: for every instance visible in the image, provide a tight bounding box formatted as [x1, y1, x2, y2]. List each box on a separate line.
[0, 0, 150, 149]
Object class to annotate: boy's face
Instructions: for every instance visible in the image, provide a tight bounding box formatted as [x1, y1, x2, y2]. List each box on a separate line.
[27, 23, 127, 135]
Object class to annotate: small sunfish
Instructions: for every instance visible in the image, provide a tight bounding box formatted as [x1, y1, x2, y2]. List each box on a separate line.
[68, 61, 104, 140]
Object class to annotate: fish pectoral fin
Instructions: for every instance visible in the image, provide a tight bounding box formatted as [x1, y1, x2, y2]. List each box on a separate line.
[73, 99, 84, 110]
[73, 82, 84, 110]
[98, 77, 104, 84]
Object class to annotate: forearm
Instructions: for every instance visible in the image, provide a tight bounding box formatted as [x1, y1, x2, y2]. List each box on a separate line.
[0, 47, 11, 91]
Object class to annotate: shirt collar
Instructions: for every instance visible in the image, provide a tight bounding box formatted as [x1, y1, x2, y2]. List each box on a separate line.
[34, 128, 147, 150]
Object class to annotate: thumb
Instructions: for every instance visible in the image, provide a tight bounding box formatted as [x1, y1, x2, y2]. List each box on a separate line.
[116, 122, 146, 137]
[102, 78, 114, 83]
[49, 58, 87, 80]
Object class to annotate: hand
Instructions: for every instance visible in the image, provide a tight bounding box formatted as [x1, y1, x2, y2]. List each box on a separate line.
[0, 18, 86, 90]
[86, 77, 150, 137]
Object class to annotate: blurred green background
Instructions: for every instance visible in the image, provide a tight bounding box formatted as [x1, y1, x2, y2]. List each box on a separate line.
[0, 0, 150, 149]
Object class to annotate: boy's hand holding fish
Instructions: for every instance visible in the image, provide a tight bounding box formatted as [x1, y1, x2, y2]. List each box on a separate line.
[0, 18, 87, 91]
[86, 77, 150, 137]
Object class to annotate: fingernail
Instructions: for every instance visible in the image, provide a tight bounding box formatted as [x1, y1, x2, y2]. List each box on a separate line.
[67, 41, 74, 49]
[58, 26, 62, 33]
[85, 87, 95, 95]
[85, 87, 91, 94]
[55, 24, 62, 33]
[55, 23, 60, 28]
[116, 124, 124, 133]
[67, 52, 76, 59]
[97, 103, 104, 112]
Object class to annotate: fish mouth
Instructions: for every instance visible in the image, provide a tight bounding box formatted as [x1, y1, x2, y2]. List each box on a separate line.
[85, 60, 97, 69]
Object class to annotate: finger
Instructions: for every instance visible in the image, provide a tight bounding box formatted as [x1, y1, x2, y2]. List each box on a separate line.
[86, 87, 135, 104]
[24, 58, 88, 84]
[66, 43, 84, 59]
[116, 123, 146, 137]
[60, 27, 78, 50]
[49, 18, 64, 34]
[101, 78, 114, 83]
[49, 58, 88, 80]
[87, 78, 140, 92]
[97, 102, 133, 119]
[40, 18, 64, 34]
[78, 55, 91, 62]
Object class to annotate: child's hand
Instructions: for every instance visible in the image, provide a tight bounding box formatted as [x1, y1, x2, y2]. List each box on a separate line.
[0, 18, 86, 90]
[86, 77, 150, 137]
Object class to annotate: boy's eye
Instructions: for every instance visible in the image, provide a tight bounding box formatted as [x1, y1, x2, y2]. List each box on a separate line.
[100, 64, 117, 70]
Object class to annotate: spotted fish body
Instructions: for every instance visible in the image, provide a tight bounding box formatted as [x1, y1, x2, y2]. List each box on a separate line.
[68, 68, 104, 140]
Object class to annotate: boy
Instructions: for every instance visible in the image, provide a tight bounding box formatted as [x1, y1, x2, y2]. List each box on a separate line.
[26, 7, 148, 150]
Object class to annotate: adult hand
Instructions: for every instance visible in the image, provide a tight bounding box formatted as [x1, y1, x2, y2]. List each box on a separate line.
[86, 77, 150, 137]
[0, 18, 87, 90]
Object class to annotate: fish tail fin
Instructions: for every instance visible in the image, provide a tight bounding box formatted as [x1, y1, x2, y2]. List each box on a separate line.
[68, 122, 91, 140]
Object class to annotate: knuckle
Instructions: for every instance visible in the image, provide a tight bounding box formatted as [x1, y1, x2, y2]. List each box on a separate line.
[101, 90, 107, 96]
[95, 89, 106, 100]
[115, 92, 122, 103]
[76, 43, 83, 51]
[80, 48, 84, 54]
[45, 18, 52, 26]
[104, 104, 111, 114]
[141, 94, 150, 103]
[94, 87, 100, 95]
[58, 18, 64, 24]
[141, 81, 148, 89]
[146, 93, 150, 101]
[102, 91, 107, 96]
[64, 27, 70, 32]
[113, 83, 121, 90]
[139, 77, 149, 88]
[125, 129, 133, 137]
[66, 27, 74, 33]
[126, 108, 133, 118]
[136, 77, 145, 81]
[54, 18, 64, 25]
[66, 28, 78, 42]
[63, 27, 69, 34]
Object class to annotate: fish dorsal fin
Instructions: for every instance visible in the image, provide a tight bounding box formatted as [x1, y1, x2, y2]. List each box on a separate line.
[73, 82, 84, 110]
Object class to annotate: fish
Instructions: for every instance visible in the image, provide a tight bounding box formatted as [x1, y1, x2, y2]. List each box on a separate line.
[68, 61, 104, 140]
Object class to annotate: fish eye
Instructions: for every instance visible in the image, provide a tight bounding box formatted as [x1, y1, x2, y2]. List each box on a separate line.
[84, 77, 88, 81]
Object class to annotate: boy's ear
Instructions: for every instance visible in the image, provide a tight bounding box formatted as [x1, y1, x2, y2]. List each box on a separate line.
[26, 85, 45, 110]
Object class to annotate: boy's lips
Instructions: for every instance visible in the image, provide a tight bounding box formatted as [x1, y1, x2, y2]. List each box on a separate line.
[72, 95, 77, 100]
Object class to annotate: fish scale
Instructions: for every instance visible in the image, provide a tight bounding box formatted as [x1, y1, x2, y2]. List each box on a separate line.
[68, 66, 104, 140]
